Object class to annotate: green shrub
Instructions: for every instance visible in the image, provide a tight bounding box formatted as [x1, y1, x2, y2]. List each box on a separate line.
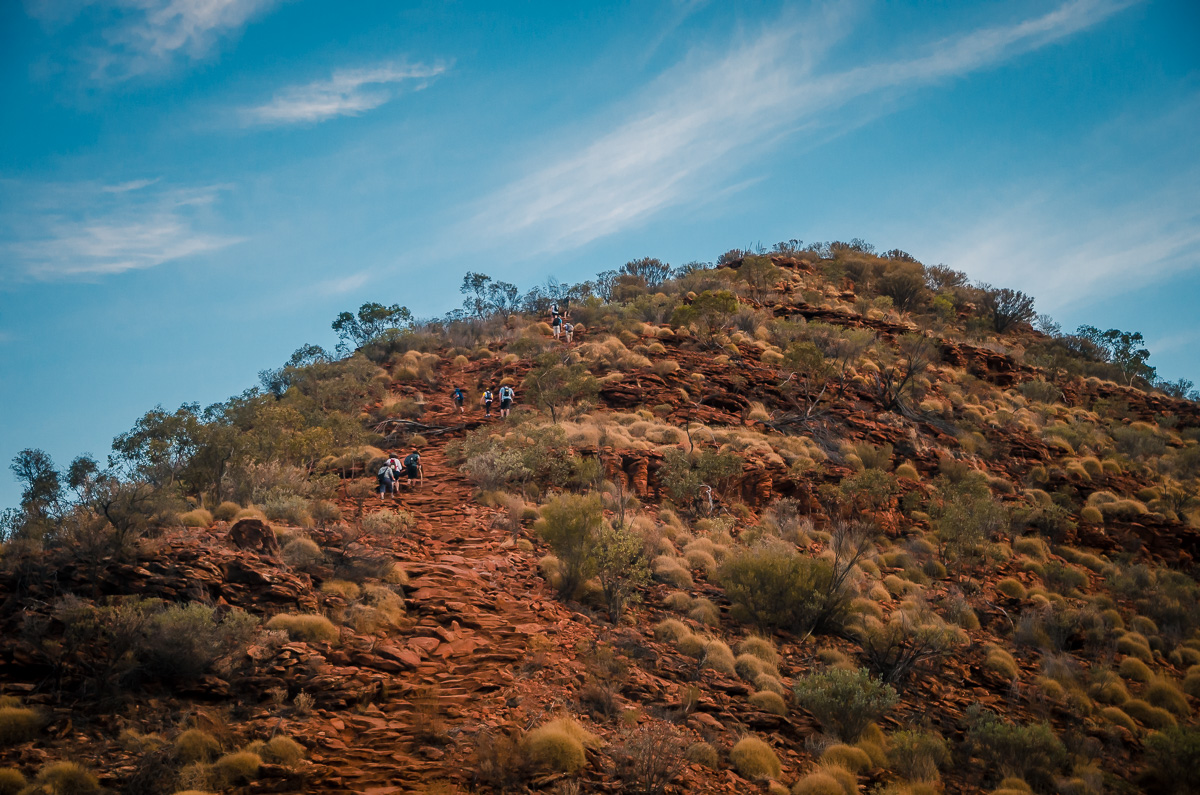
[536, 493, 604, 597]
[719, 540, 855, 633]
[820, 743, 872, 772]
[756, 673, 787, 696]
[265, 613, 339, 643]
[142, 603, 258, 682]
[281, 536, 323, 568]
[653, 618, 688, 642]
[685, 741, 718, 768]
[748, 691, 788, 716]
[0, 706, 39, 745]
[522, 718, 599, 774]
[32, 762, 99, 795]
[212, 501, 242, 522]
[1099, 706, 1137, 733]
[310, 499, 343, 526]
[855, 613, 964, 684]
[688, 599, 720, 626]
[735, 653, 769, 682]
[965, 707, 1066, 779]
[0, 768, 26, 795]
[790, 771, 845, 795]
[793, 668, 898, 741]
[261, 736, 305, 765]
[1041, 561, 1088, 594]
[211, 752, 262, 787]
[1145, 679, 1191, 715]
[263, 495, 313, 528]
[738, 636, 779, 666]
[701, 639, 736, 676]
[663, 591, 693, 612]
[729, 736, 781, 780]
[179, 508, 213, 528]
[1143, 726, 1200, 794]
[1118, 657, 1153, 682]
[1087, 672, 1129, 705]
[174, 729, 220, 763]
[888, 729, 948, 782]
[995, 578, 1027, 599]
[361, 509, 413, 536]
[1123, 698, 1177, 728]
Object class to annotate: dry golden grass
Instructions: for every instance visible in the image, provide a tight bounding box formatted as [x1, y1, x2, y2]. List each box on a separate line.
[730, 735, 781, 780]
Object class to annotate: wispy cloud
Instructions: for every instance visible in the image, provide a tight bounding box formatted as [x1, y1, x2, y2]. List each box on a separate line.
[921, 91, 1200, 311]
[25, 0, 282, 80]
[469, 0, 1136, 256]
[1, 180, 242, 280]
[243, 60, 449, 125]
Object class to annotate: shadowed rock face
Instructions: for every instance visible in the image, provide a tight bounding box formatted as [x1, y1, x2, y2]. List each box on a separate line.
[229, 518, 281, 556]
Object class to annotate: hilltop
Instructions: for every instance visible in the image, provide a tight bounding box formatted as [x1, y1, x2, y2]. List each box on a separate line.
[2, 241, 1199, 795]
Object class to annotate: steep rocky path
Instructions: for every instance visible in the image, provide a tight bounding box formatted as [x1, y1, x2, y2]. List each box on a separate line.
[303, 399, 580, 794]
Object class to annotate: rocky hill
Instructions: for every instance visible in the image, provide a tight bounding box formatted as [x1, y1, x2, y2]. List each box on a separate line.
[2, 243, 1199, 795]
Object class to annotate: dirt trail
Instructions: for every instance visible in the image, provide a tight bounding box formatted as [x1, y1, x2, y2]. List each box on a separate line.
[305, 399, 571, 794]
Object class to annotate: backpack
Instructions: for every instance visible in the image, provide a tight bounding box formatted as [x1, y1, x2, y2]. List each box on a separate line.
[484, 390, 493, 401]
[378, 465, 393, 478]
[405, 454, 420, 467]
[500, 387, 513, 400]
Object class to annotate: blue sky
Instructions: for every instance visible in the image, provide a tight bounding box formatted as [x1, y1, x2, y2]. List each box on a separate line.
[1, 0, 1198, 508]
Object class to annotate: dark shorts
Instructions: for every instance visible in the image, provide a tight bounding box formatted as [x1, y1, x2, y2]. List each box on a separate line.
[454, 397, 464, 405]
[484, 400, 493, 408]
[501, 398, 512, 410]
[406, 464, 419, 479]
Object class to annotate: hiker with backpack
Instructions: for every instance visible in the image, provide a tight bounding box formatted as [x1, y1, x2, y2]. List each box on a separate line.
[563, 322, 575, 344]
[377, 461, 397, 501]
[481, 387, 494, 418]
[403, 450, 423, 488]
[499, 384, 516, 418]
[552, 313, 563, 340]
[452, 386, 466, 415]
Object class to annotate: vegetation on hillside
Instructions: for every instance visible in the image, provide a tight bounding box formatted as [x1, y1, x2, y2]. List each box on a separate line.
[2, 239, 1199, 794]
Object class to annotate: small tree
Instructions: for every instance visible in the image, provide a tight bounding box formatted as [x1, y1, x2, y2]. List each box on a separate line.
[877, 264, 928, 311]
[965, 706, 1066, 781]
[977, 285, 1035, 333]
[332, 302, 412, 349]
[461, 272, 520, 319]
[593, 521, 651, 622]
[855, 612, 964, 684]
[523, 352, 599, 423]
[1076, 325, 1157, 386]
[873, 332, 937, 411]
[622, 257, 672, 289]
[669, 290, 738, 343]
[10, 448, 62, 526]
[793, 667, 898, 741]
[537, 493, 604, 598]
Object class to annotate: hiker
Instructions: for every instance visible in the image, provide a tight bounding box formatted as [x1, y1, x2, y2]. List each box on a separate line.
[563, 321, 575, 344]
[499, 384, 515, 418]
[403, 450, 423, 488]
[481, 387, 494, 418]
[551, 301, 561, 319]
[376, 461, 396, 501]
[552, 313, 563, 339]
[452, 386, 466, 415]
[383, 453, 403, 498]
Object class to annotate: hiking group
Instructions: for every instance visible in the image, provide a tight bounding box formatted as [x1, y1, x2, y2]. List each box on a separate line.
[377, 450, 423, 501]
[551, 300, 574, 343]
[476, 384, 516, 418]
